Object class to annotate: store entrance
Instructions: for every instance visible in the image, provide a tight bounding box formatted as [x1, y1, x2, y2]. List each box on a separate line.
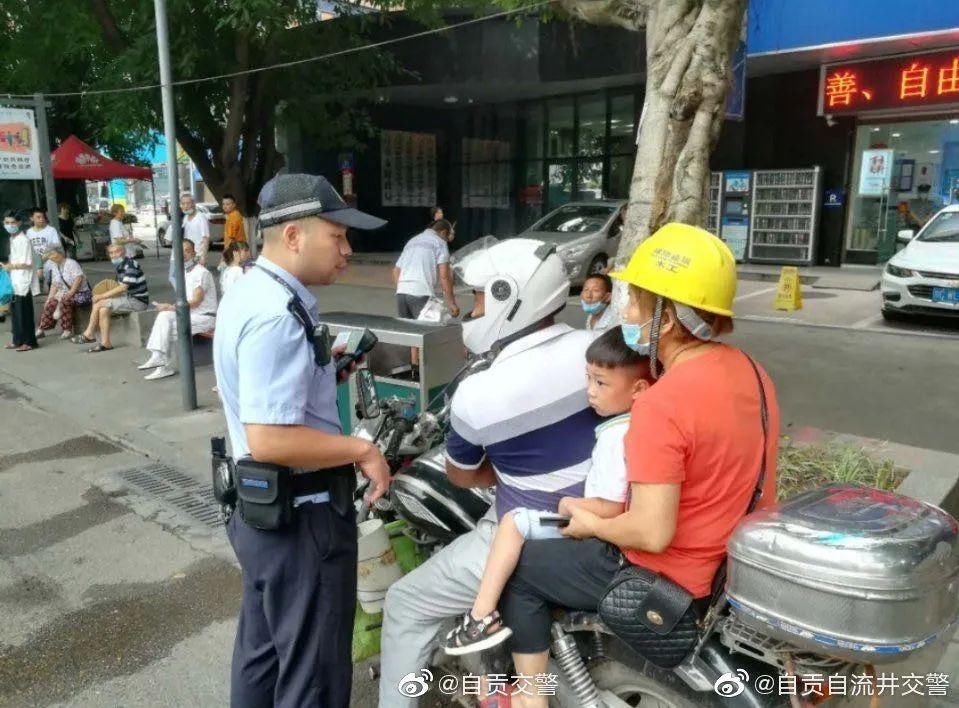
[846, 118, 959, 264]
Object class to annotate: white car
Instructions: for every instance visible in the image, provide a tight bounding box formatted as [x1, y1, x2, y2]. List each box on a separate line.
[882, 204, 959, 320]
[157, 202, 226, 248]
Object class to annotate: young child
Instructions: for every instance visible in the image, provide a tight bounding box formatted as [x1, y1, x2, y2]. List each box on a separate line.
[582, 273, 616, 331]
[220, 240, 251, 295]
[444, 326, 654, 655]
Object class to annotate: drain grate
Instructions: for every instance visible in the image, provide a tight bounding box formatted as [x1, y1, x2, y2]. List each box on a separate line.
[119, 463, 222, 528]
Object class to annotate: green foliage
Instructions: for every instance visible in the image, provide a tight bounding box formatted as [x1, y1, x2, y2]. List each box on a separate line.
[776, 440, 907, 501]
[0, 0, 422, 206]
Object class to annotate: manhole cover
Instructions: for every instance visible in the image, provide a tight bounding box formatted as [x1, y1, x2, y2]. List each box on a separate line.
[119, 463, 222, 528]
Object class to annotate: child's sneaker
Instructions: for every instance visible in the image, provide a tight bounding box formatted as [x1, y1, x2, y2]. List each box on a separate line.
[443, 610, 512, 656]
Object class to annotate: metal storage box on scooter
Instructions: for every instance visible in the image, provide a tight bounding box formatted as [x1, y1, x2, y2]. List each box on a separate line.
[726, 483, 959, 663]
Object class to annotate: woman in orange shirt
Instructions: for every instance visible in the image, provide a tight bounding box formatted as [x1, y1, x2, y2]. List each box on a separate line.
[499, 224, 780, 708]
[222, 193, 245, 250]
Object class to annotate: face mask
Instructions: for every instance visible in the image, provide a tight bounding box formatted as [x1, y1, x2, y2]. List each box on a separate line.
[184, 258, 197, 270]
[110, 257, 124, 266]
[184, 208, 195, 216]
[581, 300, 607, 315]
[4, 224, 18, 234]
[620, 319, 653, 356]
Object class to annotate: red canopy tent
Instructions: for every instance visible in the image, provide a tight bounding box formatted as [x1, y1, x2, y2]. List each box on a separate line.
[50, 135, 152, 180]
[50, 135, 158, 258]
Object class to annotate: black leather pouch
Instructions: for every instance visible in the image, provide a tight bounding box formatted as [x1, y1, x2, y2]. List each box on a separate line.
[597, 563, 700, 669]
[234, 458, 293, 531]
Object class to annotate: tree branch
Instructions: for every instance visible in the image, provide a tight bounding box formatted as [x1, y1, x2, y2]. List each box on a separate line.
[221, 32, 251, 167]
[88, 0, 128, 52]
[558, 0, 650, 31]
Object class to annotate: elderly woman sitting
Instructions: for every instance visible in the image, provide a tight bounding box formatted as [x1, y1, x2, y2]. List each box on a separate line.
[36, 246, 91, 339]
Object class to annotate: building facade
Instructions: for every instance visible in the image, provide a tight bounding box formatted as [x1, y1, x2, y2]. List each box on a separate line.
[297, 1, 959, 264]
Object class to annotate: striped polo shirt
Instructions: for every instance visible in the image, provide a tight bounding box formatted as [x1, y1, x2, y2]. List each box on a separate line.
[445, 323, 601, 519]
[116, 257, 149, 303]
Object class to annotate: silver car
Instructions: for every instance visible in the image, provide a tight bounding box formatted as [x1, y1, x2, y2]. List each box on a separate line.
[518, 200, 625, 285]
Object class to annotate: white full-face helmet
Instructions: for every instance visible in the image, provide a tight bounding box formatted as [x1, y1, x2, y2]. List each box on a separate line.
[454, 238, 570, 355]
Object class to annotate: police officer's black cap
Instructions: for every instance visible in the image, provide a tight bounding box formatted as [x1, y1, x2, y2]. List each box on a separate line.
[257, 173, 387, 231]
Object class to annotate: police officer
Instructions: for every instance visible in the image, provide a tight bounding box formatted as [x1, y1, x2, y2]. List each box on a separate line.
[214, 173, 391, 708]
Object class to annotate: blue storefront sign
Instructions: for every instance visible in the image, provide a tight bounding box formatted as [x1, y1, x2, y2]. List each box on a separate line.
[824, 189, 844, 207]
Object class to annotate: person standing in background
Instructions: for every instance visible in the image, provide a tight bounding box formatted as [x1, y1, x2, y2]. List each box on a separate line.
[26, 207, 62, 293]
[222, 194, 246, 251]
[109, 204, 138, 259]
[168, 193, 210, 286]
[2, 210, 39, 351]
[58, 203, 76, 259]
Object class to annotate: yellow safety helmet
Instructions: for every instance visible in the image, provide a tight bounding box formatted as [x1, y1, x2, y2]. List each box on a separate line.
[610, 222, 737, 317]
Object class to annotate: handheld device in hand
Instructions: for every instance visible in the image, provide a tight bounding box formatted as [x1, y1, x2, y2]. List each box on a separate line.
[538, 513, 570, 528]
[334, 328, 378, 373]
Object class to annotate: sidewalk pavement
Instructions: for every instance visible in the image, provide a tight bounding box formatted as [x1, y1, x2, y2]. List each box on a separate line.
[350, 250, 884, 292]
[738, 262, 882, 292]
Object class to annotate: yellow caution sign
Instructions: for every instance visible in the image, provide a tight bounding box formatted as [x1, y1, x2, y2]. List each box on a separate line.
[773, 266, 803, 311]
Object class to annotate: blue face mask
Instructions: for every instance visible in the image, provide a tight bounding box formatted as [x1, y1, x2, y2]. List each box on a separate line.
[581, 300, 607, 315]
[620, 320, 652, 356]
[110, 257, 124, 266]
[184, 258, 197, 270]
[4, 223, 18, 234]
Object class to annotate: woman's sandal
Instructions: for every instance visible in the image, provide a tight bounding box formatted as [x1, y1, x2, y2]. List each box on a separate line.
[443, 610, 513, 656]
[72, 334, 96, 345]
[87, 344, 114, 353]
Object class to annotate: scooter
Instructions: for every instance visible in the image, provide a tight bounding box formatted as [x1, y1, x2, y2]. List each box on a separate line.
[350, 353, 959, 708]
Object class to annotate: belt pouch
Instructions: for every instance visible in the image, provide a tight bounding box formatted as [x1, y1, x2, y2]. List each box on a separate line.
[235, 459, 293, 531]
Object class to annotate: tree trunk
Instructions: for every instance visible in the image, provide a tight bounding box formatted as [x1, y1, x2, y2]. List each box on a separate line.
[561, 0, 744, 314]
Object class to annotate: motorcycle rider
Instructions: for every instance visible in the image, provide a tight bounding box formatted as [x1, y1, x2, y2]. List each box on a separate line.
[498, 223, 781, 708]
[379, 238, 601, 707]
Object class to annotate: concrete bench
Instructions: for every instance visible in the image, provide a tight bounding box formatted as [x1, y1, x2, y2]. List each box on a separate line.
[192, 331, 214, 367]
[110, 308, 160, 348]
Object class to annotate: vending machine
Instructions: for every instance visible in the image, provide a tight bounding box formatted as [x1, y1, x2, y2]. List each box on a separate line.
[719, 170, 752, 262]
[748, 166, 822, 266]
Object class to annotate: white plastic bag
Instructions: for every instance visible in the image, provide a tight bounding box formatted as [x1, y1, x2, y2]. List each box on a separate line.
[416, 297, 453, 324]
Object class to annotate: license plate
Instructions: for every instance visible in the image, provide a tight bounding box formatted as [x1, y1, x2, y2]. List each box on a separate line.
[932, 287, 959, 304]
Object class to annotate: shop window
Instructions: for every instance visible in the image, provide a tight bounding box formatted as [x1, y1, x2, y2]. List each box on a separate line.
[609, 93, 636, 155]
[578, 93, 606, 157]
[522, 104, 544, 161]
[608, 155, 633, 199]
[547, 162, 573, 210]
[547, 98, 574, 158]
[518, 161, 545, 229]
[576, 161, 604, 200]
[846, 118, 959, 262]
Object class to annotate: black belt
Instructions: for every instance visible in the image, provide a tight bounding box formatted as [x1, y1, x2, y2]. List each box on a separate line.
[291, 465, 356, 514]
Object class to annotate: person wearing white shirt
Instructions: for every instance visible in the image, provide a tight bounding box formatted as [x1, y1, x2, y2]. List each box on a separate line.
[142, 238, 217, 380]
[168, 193, 210, 286]
[109, 204, 138, 258]
[581, 273, 618, 331]
[219, 240, 251, 296]
[2, 211, 40, 351]
[26, 208, 62, 291]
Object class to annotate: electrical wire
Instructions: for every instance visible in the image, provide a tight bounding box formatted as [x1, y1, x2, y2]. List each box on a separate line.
[0, 2, 552, 100]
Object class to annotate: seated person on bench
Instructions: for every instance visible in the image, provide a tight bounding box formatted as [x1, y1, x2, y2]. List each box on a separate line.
[75, 243, 150, 352]
[139, 238, 217, 380]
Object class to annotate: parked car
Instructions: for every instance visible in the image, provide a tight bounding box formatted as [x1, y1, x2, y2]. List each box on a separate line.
[157, 202, 226, 248]
[516, 200, 625, 285]
[882, 204, 959, 320]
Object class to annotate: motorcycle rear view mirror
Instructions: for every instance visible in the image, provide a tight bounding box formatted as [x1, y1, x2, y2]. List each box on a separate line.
[356, 368, 380, 420]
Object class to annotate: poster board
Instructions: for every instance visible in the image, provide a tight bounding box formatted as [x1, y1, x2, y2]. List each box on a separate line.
[381, 130, 436, 207]
[858, 149, 894, 196]
[0, 107, 40, 180]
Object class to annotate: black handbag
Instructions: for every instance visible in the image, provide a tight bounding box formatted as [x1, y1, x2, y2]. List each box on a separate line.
[597, 353, 770, 669]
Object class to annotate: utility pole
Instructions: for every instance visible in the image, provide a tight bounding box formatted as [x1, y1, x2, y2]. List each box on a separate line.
[154, 0, 196, 410]
[33, 93, 58, 222]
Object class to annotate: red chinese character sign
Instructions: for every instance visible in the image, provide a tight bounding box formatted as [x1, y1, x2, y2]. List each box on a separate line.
[819, 49, 959, 115]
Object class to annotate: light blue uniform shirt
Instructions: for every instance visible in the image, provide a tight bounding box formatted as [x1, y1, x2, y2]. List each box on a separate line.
[213, 256, 340, 460]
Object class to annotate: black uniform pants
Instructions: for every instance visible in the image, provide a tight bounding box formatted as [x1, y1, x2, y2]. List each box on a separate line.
[227, 501, 357, 708]
[11, 295, 37, 347]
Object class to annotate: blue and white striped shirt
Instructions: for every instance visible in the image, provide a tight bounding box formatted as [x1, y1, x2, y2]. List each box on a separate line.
[445, 324, 600, 519]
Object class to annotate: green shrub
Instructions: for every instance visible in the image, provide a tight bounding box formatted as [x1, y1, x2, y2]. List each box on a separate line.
[777, 440, 906, 501]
